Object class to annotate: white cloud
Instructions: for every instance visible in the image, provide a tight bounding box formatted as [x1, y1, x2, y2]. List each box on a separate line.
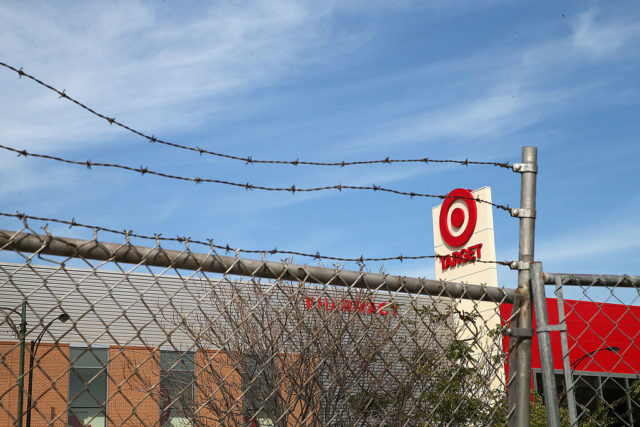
[343, 7, 640, 153]
[0, 1, 361, 152]
[571, 8, 640, 60]
[520, 8, 640, 73]
[536, 221, 640, 265]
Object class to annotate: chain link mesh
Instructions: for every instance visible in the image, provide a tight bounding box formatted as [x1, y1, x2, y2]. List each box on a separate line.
[0, 222, 514, 426]
[534, 274, 640, 426]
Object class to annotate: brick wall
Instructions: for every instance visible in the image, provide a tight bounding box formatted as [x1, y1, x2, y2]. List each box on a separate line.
[108, 346, 160, 426]
[28, 343, 70, 427]
[0, 341, 69, 427]
[195, 350, 242, 426]
[0, 341, 22, 425]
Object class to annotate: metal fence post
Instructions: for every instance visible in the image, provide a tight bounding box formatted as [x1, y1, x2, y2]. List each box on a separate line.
[510, 146, 537, 426]
[554, 276, 578, 426]
[530, 262, 560, 426]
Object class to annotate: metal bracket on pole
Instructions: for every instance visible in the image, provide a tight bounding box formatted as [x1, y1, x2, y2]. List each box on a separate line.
[512, 163, 538, 173]
[509, 261, 531, 271]
[537, 324, 567, 333]
[506, 327, 534, 338]
[510, 208, 536, 218]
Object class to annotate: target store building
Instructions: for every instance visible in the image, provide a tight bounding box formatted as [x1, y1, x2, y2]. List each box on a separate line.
[500, 297, 640, 423]
[435, 187, 640, 423]
[0, 261, 448, 427]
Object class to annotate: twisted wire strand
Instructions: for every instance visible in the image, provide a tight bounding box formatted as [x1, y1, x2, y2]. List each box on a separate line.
[0, 211, 514, 266]
[0, 144, 514, 213]
[0, 62, 512, 170]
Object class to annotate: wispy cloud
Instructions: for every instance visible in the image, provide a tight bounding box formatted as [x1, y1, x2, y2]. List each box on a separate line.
[344, 7, 640, 153]
[0, 1, 363, 152]
[570, 8, 640, 61]
[537, 220, 640, 264]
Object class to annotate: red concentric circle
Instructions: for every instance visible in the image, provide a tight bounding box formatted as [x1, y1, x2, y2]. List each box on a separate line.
[439, 188, 477, 247]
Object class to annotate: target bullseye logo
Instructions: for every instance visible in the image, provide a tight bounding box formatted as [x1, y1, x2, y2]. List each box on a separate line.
[439, 188, 477, 247]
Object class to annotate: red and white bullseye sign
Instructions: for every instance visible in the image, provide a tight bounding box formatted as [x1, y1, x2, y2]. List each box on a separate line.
[433, 186, 497, 283]
[438, 188, 477, 248]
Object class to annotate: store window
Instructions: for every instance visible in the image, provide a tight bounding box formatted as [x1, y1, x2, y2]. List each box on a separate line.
[534, 370, 640, 425]
[242, 354, 276, 427]
[67, 347, 108, 427]
[159, 351, 195, 427]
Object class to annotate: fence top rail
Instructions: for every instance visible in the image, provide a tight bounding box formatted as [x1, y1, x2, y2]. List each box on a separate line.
[543, 272, 640, 288]
[0, 229, 518, 303]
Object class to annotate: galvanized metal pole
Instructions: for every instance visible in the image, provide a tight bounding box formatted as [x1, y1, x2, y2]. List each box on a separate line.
[544, 272, 640, 288]
[530, 262, 560, 426]
[506, 300, 519, 421]
[554, 277, 577, 426]
[0, 230, 518, 304]
[511, 146, 537, 426]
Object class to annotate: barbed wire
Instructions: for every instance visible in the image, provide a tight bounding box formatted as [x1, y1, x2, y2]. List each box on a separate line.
[0, 144, 514, 212]
[0, 211, 514, 267]
[0, 62, 513, 170]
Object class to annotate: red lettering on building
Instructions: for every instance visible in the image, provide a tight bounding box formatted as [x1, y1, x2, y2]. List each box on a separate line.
[439, 243, 483, 271]
[304, 297, 398, 316]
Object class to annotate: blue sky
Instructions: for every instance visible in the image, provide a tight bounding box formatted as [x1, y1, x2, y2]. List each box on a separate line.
[1, 1, 639, 299]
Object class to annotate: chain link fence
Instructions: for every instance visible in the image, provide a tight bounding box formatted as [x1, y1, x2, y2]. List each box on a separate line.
[527, 272, 640, 427]
[0, 224, 517, 426]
